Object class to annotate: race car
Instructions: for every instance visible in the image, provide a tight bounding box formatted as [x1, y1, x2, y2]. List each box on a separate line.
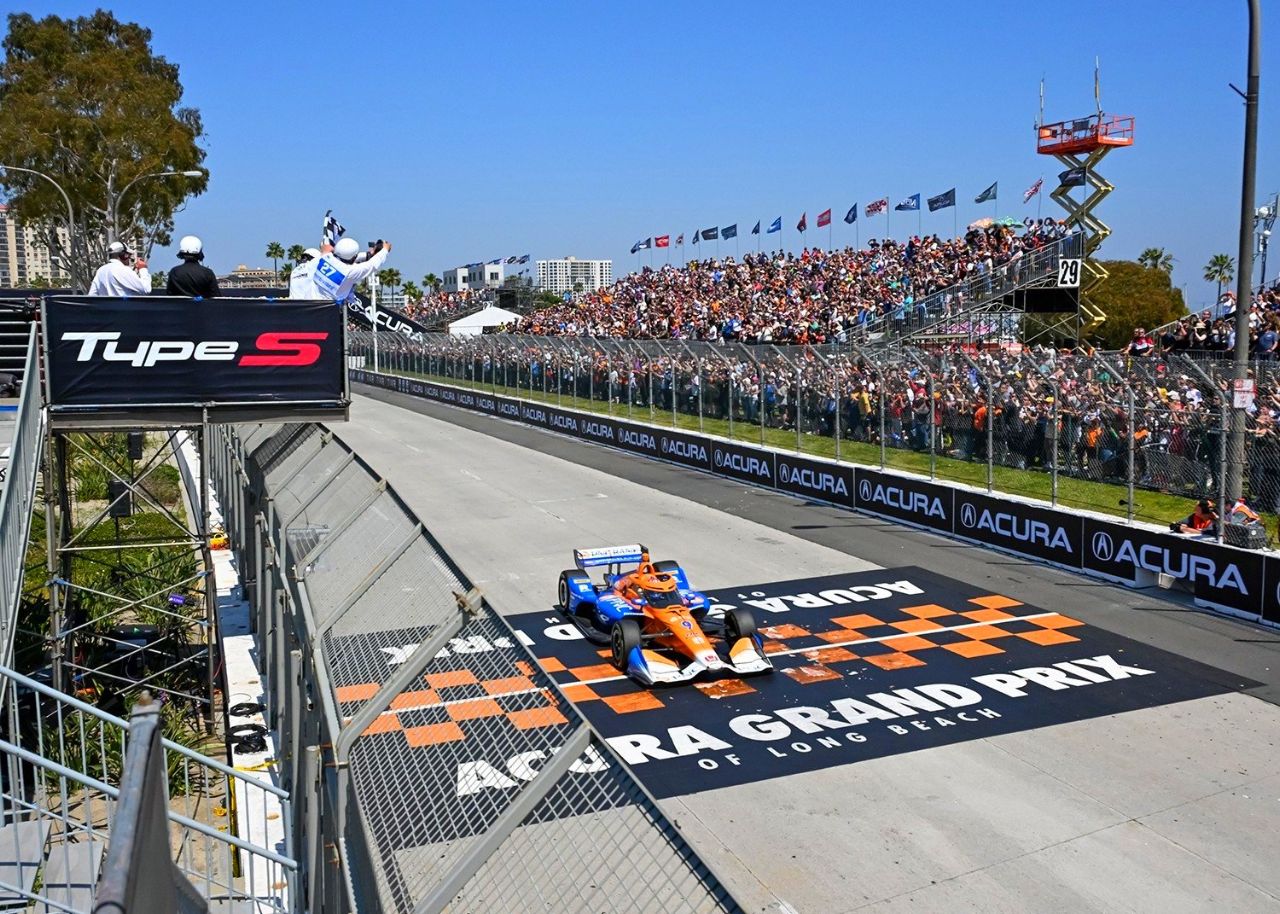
[556, 544, 773, 686]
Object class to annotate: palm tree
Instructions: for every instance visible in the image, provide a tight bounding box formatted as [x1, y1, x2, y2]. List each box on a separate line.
[1203, 253, 1235, 305]
[424, 273, 439, 293]
[265, 241, 285, 281]
[402, 281, 421, 303]
[287, 243, 305, 264]
[1138, 247, 1174, 273]
[280, 263, 293, 286]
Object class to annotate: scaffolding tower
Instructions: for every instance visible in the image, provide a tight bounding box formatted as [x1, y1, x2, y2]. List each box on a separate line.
[1037, 112, 1134, 339]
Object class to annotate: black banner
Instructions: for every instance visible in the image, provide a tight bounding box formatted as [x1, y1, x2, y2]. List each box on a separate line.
[854, 467, 953, 533]
[1264, 555, 1280, 626]
[345, 296, 432, 342]
[1082, 517, 1264, 616]
[775, 453, 855, 507]
[45, 296, 345, 410]
[710, 440, 776, 486]
[953, 491, 1083, 568]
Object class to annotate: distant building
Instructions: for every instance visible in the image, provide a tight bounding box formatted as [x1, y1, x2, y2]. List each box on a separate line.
[0, 204, 72, 287]
[218, 264, 278, 289]
[537, 257, 612, 294]
[442, 262, 505, 294]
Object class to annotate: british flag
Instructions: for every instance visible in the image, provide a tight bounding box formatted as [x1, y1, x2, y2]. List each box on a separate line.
[1023, 178, 1044, 203]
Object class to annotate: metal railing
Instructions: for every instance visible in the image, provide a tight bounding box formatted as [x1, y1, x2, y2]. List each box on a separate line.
[1, 324, 43, 672]
[0, 662, 295, 912]
[350, 329, 1280, 538]
[207, 421, 744, 913]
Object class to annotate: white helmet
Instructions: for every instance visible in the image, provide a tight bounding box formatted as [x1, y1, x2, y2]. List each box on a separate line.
[178, 235, 203, 256]
[334, 238, 360, 262]
[106, 240, 132, 258]
[302, 247, 321, 262]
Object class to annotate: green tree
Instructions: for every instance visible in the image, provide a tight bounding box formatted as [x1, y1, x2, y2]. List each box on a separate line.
[423, 273, 439, 292]
[402, 281, 421, 303]
[378, 268, 402, 303]
[1091, 259, 1187, 349]
[265, 241, 284, 281]
[1203, 253, 1235, 305]
[0, 11, 207, 290]
[150, 270, 166, 291]
[1138, 247, 1174, 273]
[287, 243, 305, 264]
[279, 263, 292, 286]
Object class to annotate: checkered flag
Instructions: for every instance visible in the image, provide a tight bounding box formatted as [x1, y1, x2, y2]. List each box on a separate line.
[322, 210, 346, 247]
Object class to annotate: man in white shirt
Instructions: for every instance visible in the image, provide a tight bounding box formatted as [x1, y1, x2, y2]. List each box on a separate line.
[288, 247, 322, 298]
[310, 237, 391, 304]
[88, 241, 151, 296]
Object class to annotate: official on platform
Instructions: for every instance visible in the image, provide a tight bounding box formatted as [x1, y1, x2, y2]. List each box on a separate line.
[310, 237, 391, 304]
[88, 241, 150, 296]
[288, 247, 322, 298]
[165, 235, 220, 298]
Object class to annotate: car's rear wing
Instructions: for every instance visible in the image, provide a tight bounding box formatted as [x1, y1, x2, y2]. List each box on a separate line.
[574, 544, 647, 569]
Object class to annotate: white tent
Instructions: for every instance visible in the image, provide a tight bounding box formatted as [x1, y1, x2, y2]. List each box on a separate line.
[448, 304, 521, 337]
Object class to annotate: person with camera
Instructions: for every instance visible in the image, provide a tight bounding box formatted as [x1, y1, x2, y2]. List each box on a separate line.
[88, 241, 151, 296]
[1171, 499, 1218, 536]
[310, 237, 391, 305]
[165, 235, 220, 298]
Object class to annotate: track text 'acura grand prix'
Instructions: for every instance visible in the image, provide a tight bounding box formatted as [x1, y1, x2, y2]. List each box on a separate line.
[556, 544, 772, 686]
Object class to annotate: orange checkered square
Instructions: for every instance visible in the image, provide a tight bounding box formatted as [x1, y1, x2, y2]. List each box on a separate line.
[603, 692, 664, 714]
[694, 679, 757, 699]
[390, 689, 439, 711]
[968, 595, 1023, 610]
[801, 646, 859, 664]
[882, 635, 937, 653]
[568, 663, 621, 681]
[759, 624, 811, 640]
[783, 664, 842, 684]
[892, 618, 944, 634]
[481, 675, 535, 696]
[1034, 613, 1085, 630]
[359, 714, 402, 736]
[507, 706, 568, 730]
[536, 656, 566, 673]
[1018, 629, 1080, 646]
[943, 640, 1005, 658]
[901, 604, 954, 620]
[961, 624, 1016, 641]
[336, 682, 378, 703]
[863, 652, 927, 670]
[831, 613, 883, 630]
[404, 721, 464, 747]
[425, 669, 478, 690]
[962, 608, 1018, 623]
[560, 682, 601, 702]
[447, 698, 504, 721]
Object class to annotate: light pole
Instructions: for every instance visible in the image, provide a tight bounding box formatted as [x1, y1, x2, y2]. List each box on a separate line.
[1227, 0, 1261, 503]
[0, 163, 80, 288]
[108, 169, 204, 245]
[1256, 196, 1277, 289]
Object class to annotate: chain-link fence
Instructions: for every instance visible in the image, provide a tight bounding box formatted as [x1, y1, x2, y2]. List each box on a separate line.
[350, 329, 1280, 542]
[1, 325, 41, 673]
[208, 420, 745, 914]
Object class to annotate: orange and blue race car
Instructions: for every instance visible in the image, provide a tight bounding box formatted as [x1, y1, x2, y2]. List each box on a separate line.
[557, 544, 773, 686]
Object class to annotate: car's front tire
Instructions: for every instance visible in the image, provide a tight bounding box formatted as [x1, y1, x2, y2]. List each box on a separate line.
[610, 618, 642, 671]
[558, 569, 591, 613]
[725, 607, 757, 643]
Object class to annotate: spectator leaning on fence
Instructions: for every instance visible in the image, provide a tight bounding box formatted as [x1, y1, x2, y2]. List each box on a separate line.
[88, 241, 151, 296]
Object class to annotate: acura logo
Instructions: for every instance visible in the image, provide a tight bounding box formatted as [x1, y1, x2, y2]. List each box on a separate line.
[858, 479, 872, 501]
[960, 503, 977, 528]
[1092, 531, 1115, 561]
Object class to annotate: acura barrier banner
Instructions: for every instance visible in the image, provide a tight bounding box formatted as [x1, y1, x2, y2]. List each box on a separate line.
[613, 421, 712, 471]
[1082, 516, 1265, 616]
[46, 296, 345, 409]
[776, 453, 855, 508]
[711, 440, 776, 487]
[1264, 555, 1280, 625]
[954, 491, 1083, 568]
[345, 295, 432, 343]
[854, 466, 953, 533]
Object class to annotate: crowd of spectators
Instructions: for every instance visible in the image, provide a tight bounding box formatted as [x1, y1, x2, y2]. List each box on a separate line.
[384, 331, 1279, 519]
[399, 287, 491, 324]
[514, 223, 1072, 343]
[1140, 283, 1280, 360]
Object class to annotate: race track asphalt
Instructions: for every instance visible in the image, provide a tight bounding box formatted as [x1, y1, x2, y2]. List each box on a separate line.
[342, 385, 1280, 914]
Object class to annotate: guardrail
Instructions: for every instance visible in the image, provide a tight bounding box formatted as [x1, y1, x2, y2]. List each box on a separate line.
[207, 419, 745, 913]
[1, 324, 42, 673]
[350, 367, 1280, 628]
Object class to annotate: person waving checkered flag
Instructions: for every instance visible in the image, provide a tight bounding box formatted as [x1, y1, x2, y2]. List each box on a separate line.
[322, 210, 346, 247]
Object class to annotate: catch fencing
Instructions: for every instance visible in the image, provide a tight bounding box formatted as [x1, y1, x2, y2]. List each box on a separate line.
[1, 325, 43, 674]
[349, 329, 1280, 538]
[207, 420, 744, 913]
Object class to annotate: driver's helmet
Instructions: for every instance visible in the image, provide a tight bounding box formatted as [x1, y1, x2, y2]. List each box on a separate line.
[638, 571, 682, 608]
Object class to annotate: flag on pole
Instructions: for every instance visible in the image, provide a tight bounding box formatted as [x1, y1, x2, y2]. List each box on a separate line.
[894, 193, 921, 212]
[700, 227, 719, 241]
[816, 208, 832, 227]
[927, 188, 956, 211]
[322, 210, 345, 246]
[655, 235, 670, 248]
[751, 221, 761, 235]
[692, 231, 698, 245]
[1023, 178, 1043, 203]
[865, 198, 888, 217]
[675, 233, 684, 246]
[517, 254, 530, 264]
[975, 181, 998, 204]
[487, 258, 502, 264]
[844, 204, 858, 224]
[766, 217, 782, 234]
[505, 256, 519, 264]
[796, 213, 807, 232]
[1058, 166, 1087, 187]
[721, 224, 738, 239]
[630, 238, 652, 253]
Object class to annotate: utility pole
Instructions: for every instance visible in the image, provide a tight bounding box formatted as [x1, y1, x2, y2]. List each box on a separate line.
[1227, 0, 1261, 502]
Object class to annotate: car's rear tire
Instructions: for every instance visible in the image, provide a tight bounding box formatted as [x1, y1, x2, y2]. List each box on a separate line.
[558, 570, 590, 613]
[725, 607, 757, 643]
[610, 618, 642, 670]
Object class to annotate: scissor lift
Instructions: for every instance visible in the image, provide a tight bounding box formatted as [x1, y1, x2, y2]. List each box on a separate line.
[1037, 113, 1134, 339]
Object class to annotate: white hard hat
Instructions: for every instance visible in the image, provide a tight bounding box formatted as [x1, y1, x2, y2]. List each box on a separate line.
[302, 247, 321, 261]
[334, 238, 360, 262]
[178, 235, 203, 255]
[107, 240, 132, 257]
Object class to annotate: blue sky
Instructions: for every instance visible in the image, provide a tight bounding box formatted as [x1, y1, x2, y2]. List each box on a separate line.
[9, 1, 1279, 305]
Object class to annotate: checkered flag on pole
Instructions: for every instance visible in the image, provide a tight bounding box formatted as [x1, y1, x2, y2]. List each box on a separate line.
[323, 210, 346, 247]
